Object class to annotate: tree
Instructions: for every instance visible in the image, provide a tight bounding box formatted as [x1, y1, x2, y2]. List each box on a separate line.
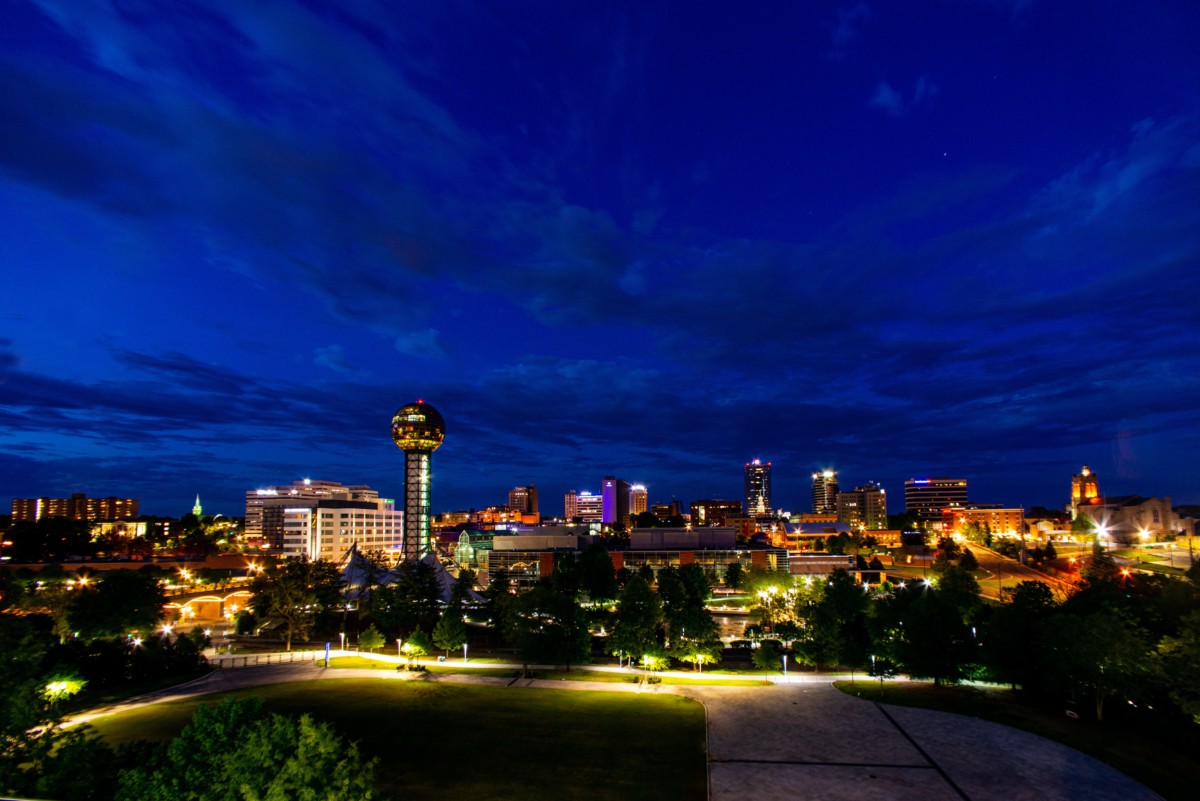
[1072, 515, 1095, 536]
[609, 575, 662, 666]
[674, 637, 722, 673]
[405, 627, 431, 658]
[1160, 611, 1200, 722]
[7, 519, 95, 562]
[250, 559, 344, 651]
[503, 586, 591, 672]
[982, 581, 1056, 689]
[115, 697, 376, 801]
[723, 562, 744, 590]
[432, 611, 467, 658]
[577, 541, 618, 602]
[69, 570, 166, 641]
[935, 566, 982, 613]
[752, 641, 782, 681]
[958, 548, 979, 571]
[937, 537, 961, 560]
[358, 624, 384, 652]
[1037, 610, 1153, 721]
[373, 560, 441, 638]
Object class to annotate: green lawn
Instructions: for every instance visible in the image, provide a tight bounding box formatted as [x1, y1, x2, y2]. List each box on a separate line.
[86, 678, 707, 801]
[528, 670, 761, 687]
[834, 680, 1200, 801]
[325, 656, 763, 685]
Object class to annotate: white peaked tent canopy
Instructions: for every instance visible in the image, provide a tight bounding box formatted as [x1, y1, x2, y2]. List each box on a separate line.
[338, 543, 483, 604]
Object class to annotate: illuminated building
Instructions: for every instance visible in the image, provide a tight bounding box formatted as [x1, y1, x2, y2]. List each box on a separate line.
[564, 490, 603, 523]
[651, 501, 681, 521]
[811, 470, 839, 514]
[508, 486, 539, 517]
[480, 527, 787, 588]
[280, 496, 403, 562]
[837, 483, 888, 530]
[904, 478, 968, 522]
[1070, 465, 1101, 519]
[391, 400, 446, 559]
[602, 477, 631, 526]
[744, 459, 772, 515]
[1075, 496, 1186, 544]
[691, 499, 743, 527]
[630, 484, 648, 517]
[11, 493, 138, 522]
[942, 504, 1024, 537]
[245, 479, 380, 549]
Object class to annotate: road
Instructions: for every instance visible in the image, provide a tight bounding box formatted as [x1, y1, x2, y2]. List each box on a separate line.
[966, 545, 1077, 600]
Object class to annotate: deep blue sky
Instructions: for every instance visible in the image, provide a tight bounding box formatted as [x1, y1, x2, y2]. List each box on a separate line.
[2, 1, 1198, 517]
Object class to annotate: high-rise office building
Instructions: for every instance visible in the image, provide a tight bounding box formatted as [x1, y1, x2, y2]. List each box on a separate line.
[630, 484, 648, 517]
[602, 476, 632, 526]
[904, 478, 968, 522]
[811, 470, 840, 514]
[391, 399, 446, 559]
[564, 490, 603, 523]
[837, 483, 888, 530]
[744, 459, 772, 515]
[11, 493, 138, 522]
[508, 485, 539, 516]
[246, 479, 385, 551]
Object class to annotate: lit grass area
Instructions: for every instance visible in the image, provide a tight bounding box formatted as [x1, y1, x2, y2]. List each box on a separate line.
[1111, 548, 1166, 562]
[528, 670, 760, 687]
[87, 678, 707, 801]
[834, 680, 1200, 801]
[326, 656, 765, 685]
[1134, 562, 1185, 576]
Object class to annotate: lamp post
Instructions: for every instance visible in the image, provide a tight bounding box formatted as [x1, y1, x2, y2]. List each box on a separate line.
[463, 641, 468, 663]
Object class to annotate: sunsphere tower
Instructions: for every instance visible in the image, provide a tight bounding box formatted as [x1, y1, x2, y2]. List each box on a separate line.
[390, 400, 446, 559]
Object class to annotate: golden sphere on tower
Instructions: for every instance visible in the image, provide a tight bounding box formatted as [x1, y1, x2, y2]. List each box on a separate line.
[390, 400, 445, 452]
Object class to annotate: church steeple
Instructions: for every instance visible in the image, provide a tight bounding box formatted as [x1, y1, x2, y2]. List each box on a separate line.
[192, 494, 203, 518]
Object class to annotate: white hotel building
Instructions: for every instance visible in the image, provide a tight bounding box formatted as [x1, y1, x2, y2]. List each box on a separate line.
[246, 479, 404, 561]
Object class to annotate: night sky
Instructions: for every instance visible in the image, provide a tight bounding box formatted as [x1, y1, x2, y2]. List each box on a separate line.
[3, 1, 1199, 518]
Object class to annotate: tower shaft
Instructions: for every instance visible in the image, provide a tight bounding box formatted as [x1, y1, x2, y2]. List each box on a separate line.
[404, 450, 432, 557]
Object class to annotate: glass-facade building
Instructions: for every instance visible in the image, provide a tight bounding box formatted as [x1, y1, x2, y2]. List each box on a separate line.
[744, 459, 772, 515]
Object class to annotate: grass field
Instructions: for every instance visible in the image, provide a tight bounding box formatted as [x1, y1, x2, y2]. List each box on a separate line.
[835, 680, 1200, 801]
[324, 656, 764, 685]
[86, 678, 707, 801]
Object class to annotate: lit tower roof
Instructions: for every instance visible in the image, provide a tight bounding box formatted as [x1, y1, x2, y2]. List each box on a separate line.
[390, 400, 445, 560]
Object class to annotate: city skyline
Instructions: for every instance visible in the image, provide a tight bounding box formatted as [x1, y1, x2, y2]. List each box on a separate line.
[3, 2, 1198, 516]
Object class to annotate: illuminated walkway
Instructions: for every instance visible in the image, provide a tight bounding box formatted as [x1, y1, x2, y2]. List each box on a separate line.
[72, 657, 1161, 801]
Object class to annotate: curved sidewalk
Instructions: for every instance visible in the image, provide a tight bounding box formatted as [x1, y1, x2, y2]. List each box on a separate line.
[73, 663, 1160, 801]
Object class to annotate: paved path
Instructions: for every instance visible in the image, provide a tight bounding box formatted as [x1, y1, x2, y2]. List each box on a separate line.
[691, 683, 1160, 801]
[74, 664, 1161, 801]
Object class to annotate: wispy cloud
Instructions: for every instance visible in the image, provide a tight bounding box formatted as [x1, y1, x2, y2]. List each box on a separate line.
[868, 75, 939, 116]
[395, 329, 447, 359]
[828, 3, 871, 59]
